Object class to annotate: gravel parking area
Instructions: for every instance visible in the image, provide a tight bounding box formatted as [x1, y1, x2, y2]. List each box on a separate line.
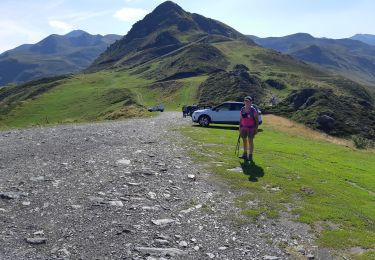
[0, 112, 328, 259]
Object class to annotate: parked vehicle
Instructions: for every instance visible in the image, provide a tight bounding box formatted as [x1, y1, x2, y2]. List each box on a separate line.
[183, 104, 212, 117]
[148, 104, 164, 112]
[192, 101, 262, 127]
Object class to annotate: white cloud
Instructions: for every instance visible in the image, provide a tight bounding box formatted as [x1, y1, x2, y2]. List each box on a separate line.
[113, 7, 149, 23]
[56, 10, 112, 23]
[48, 20, 72, 33]
[0, 19, 47, 53]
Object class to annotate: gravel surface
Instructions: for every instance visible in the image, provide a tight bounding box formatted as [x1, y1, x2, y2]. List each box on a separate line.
[0, 112, 330, 259]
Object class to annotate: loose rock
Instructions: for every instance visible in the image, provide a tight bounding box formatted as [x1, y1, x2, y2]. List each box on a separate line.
[151, 219, 175, 226]
[26, 237, 47, 245]
[135, 247, 186, 256]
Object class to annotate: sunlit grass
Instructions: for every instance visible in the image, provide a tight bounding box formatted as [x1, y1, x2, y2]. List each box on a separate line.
[0, 72, 205, 129]
[181, 115, 375, 258]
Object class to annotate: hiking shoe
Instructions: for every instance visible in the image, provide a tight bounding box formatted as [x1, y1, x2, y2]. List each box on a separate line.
[239, 153, 247, 160]
[248, 154, 253, 161]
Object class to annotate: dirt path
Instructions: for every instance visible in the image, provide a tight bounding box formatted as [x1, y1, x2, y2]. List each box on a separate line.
[0, 112, 325, 259]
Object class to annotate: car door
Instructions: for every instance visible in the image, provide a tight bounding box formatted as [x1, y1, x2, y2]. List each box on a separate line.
[228, 103, 243, 124]
[210, 103, 232, 122]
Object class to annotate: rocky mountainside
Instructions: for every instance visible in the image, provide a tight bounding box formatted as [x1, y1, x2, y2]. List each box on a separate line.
[0, 30, 121, 86]
[249, 33, 375, 86]
[268, 88, 375, 139]
[197, 64, 264, 105]
[88, 1, 252, 71]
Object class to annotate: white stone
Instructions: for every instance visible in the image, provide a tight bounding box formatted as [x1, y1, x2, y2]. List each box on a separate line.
[30, 176, 45, 181]
[148, 192, 157, 200]
[179, 241, 188, 247]
[128, 182, 141, 186]
[135, 247, 185, 256]
[263, 256, 280, 260]
[33, 230, 44, 235]
[117, 159, 131, 165]
[142, 206, 160, 211]
[109, 201, 123, 207]
[151, 219, 175, 226]
[187, 174, 196, 180]
[26, 237, 47, 244]
[227, 167, 243, 172]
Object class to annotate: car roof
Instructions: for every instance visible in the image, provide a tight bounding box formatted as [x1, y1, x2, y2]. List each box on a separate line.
[222, 101, 243, 104]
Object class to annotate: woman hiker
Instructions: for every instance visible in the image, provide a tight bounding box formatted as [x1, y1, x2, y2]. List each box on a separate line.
[239, 96, 259, 161]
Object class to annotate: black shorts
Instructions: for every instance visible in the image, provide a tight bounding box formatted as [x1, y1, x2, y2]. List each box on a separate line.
[240, 129, 255, 138]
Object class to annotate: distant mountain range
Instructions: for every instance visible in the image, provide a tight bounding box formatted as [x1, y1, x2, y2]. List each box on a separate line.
[0, 30, 121, 86]
[248, 33, 375, 86]
[350, 34, 375, 46]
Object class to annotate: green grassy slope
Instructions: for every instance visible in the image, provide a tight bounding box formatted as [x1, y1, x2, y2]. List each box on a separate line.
[212, 40, 372, 101]
[181, 116, 375, 259]
[0, 71, 205, 129]
[250, 33, 375, 87]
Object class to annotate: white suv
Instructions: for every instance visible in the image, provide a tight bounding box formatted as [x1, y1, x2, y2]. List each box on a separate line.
[192, 101, 262, 127]
[191, 102, 243, 126]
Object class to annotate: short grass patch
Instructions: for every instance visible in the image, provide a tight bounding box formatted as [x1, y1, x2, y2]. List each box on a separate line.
[136, 76, 206, 111]
[0, 72, 205, 129]
[0, 71, 150, 128]
[181, 115, 375, 257]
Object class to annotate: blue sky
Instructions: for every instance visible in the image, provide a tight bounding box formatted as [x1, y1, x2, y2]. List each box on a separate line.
[0, 0, 374, 53]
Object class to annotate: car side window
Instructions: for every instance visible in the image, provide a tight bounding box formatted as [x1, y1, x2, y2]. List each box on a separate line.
[231, 103, 243, 111]
[216, 103, 231, 111]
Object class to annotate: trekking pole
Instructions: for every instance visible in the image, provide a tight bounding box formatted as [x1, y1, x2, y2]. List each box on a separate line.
[235, 133, 241, 157]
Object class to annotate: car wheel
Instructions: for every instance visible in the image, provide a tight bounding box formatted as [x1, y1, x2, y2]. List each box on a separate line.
[198, 115, 210, 127]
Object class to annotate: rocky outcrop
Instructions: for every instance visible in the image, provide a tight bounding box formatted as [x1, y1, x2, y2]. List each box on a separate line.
[316, 114, 336, 132]
[198, 65, 264, 105]
[270, 88, 375, 138]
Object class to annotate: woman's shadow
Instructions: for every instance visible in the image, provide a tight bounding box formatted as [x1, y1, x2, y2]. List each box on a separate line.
[240, 160, 265, 182]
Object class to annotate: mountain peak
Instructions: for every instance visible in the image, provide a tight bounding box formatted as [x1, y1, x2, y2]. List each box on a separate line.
[287, 33, 314, 41]
[65, 30, 89, 38]
[120, 1, 188, 43]
[89, 1, 249, 71]
[153, 1, 184, 15]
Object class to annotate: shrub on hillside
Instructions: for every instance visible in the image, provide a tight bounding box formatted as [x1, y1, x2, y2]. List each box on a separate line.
[352, 135, 374, 149]
[265, 79, 286, 90]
